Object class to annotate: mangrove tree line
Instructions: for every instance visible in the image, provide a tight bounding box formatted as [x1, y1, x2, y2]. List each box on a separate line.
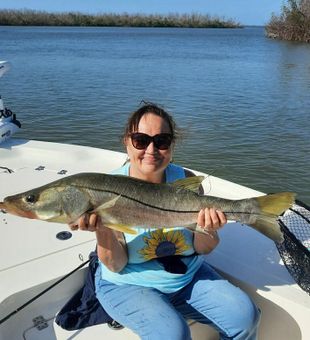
[0, 9, 241, 28]
[266, 0, 310, 42]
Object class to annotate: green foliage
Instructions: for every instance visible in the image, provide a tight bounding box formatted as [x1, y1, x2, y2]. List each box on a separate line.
[266, 0, 310, 42]
[0, 9, 241, 28]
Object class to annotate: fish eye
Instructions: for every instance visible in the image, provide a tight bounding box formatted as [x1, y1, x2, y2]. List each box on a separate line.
[25, 195, 36, 204]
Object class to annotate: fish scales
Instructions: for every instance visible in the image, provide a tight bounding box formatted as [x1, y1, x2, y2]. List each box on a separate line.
[81, 173, 203, 212]
[72, 173, 205, 227]
[0, 172, 296, 242]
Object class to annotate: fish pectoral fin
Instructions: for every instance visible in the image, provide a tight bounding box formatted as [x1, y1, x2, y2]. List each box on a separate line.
[47, 215, 68, 223]
[106, 223, 138, 235]
[171, 176, 205, 193]
[94, 195, 121, 213]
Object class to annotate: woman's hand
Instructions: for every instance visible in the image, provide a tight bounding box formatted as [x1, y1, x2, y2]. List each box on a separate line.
[68, 213, 128, 272]
[197, 207, 227, 233]
[194, 208, 227, 254]
[69, 213, 99, 232]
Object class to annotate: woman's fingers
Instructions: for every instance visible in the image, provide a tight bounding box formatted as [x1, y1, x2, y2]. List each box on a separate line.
[197, 209, 204, 227]
[69, 223, 79, 231]
[209, 208, 220, 229]
[68, 213, 99, 232]
[198, 208, 227, 231]
[216, 210, 227, 226]
[88, 213, 99, 231]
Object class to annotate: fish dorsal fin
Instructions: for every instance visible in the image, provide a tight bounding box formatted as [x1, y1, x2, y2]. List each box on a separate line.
[171, 176, 205, 193]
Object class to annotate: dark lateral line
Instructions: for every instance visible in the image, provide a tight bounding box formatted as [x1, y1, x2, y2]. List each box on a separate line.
[73, 184, 265, 216]
[70, 183, 196, 214]
[96, 188, 200, 214]
[81, 186, 261, 216]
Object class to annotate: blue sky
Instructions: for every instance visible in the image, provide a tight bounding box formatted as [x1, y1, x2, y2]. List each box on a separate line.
[0, 0, 284, 25]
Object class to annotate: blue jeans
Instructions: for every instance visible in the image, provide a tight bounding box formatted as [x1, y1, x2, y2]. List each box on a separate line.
[95, 261, 260, 340]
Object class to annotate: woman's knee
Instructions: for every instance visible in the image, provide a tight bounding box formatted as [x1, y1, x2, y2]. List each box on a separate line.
[164, 316, 191, 340]
[134, 310, 191, 340]
[96, 281, 191, 340]
[203, 282, 260, 339]
[226, 295, 261, 339]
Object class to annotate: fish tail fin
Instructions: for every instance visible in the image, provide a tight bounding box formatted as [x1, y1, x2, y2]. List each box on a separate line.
[255, 192, 296, 216]
[250, 192, 296, 243]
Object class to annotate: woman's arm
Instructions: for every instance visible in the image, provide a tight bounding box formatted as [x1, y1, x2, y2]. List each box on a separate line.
[193, 208, 226, 254]
[70, 213, 128, 272]
[184, 169, 227, 254]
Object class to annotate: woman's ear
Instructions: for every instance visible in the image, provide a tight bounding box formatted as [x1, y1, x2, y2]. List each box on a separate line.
[123, 136, 129, 147]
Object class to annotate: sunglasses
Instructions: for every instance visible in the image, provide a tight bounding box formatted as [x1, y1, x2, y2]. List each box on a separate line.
[130, 132, 173, 150]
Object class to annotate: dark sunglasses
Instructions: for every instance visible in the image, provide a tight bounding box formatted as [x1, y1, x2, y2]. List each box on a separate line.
[130, 132, 173, 150]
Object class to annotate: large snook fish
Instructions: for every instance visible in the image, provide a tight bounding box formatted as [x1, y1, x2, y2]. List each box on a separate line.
[0, 172, 296, 242]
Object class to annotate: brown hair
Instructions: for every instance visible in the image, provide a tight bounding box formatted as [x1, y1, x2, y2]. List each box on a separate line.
[122, 102, 178, 141]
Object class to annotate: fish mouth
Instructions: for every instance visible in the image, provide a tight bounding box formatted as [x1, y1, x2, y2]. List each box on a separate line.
[0, 200, 37, 219]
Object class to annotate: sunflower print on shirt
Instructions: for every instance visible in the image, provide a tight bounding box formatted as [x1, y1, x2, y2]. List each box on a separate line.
[138, 228, 191, 260]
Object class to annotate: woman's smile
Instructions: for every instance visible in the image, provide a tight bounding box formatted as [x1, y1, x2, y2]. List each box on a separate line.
[125, 113, 173, 183]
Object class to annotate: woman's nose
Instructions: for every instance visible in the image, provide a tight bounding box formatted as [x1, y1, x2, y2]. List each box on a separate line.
[145, 141, 156, 153]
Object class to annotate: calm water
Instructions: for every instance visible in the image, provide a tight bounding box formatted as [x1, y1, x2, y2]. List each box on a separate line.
[1, 26, 309, 203]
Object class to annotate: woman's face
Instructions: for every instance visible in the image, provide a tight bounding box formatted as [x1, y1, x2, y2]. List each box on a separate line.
[125, 113, 173, 182]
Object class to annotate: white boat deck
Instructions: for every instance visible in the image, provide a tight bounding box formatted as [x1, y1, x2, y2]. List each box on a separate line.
[0, 139, 309, 340]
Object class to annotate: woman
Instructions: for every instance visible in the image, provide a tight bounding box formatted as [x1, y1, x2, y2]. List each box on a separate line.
[71, 103, 260, 339]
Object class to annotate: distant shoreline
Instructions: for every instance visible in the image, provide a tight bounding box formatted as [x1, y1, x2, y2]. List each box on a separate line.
[0, 9, 242, 28]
